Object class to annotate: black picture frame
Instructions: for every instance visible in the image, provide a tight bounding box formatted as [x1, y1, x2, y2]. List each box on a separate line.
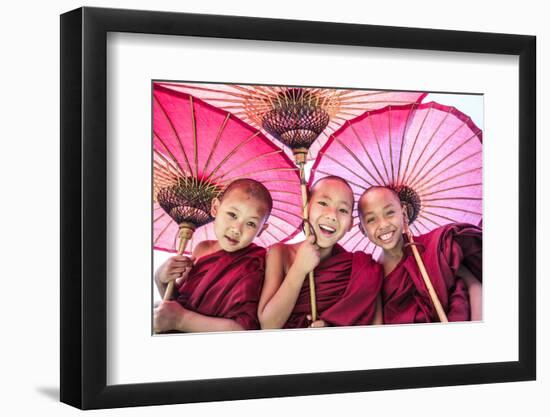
[60, 6, 536, 410]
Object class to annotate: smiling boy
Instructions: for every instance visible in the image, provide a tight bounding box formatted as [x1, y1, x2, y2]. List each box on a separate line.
[154, 178, 271, 333]
[258, 176, 383, 329]
[357, 186, 483, 324]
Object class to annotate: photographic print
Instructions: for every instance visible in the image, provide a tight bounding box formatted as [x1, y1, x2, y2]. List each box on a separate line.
[152, 81, 483, 333]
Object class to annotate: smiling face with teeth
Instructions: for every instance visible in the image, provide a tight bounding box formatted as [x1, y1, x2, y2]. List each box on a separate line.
[308, 177, 354, 249]
[358, 187, 407, 254]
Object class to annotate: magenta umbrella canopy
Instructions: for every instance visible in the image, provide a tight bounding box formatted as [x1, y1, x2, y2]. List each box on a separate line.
[156, 82, 427, 161]
[310, 102, 483, 256]
[153, 84, 303, 254]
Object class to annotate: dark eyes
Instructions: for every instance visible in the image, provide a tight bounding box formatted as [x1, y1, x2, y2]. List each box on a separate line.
[365, 210, 394, 224]
[318, 200, 349, 214]
[246, 222, 257, 228]
[227, 212, 237, 219]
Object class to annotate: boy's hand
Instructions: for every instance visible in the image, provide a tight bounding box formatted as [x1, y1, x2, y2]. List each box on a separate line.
[307, 314, 327, 328]
[153, 301, 186, 333]
[155, 255, 195, 285]
[293, 236, 320, 274]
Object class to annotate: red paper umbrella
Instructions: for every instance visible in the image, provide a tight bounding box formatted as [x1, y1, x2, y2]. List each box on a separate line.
[310, 102, 483, 258]
[156, 82, 427, 160]
[153, 84, 303, 260]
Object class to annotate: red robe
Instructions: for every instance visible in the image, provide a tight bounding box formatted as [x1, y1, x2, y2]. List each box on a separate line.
[175, 244, 265, 330]
[382, 223, 482, 324]
[284, 245, 383, 328]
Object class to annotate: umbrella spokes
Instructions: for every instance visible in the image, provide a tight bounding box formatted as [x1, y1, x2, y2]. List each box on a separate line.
[156, 176, 222, 228]
[156, 82, 426, 161]
[311, 101, 483, 254]
[262, 89, 331, 150]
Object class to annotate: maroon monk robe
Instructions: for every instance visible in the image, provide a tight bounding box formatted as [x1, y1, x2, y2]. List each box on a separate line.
[284, 244, 383, 328]
[175, 244, 265, 330]
[382, 223, 482, 324]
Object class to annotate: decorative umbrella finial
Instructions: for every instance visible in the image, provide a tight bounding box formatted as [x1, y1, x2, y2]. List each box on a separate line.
[262, 88, 330, 152]
[395, 185, 422, 225]
[156, 176, 222, 228]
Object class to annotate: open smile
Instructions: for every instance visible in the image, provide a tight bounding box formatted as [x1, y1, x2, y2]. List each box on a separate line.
[377, 230, 395, 243]
[318, 224, 337, 237]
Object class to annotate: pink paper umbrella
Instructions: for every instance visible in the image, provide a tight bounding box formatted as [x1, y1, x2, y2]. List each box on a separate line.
[156, 82, 427, 161]
[310, 102, 483, 259]
[153, 84, 303, 297]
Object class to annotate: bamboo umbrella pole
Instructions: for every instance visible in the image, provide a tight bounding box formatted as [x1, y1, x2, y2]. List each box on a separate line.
[294, 148, 318, 322]
[163, 222, 195, 301]
[403, 222, 448, 322]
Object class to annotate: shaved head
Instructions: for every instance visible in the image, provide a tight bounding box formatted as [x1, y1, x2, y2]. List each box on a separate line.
[221, 178, 273, 216]
[310, 176, 354, 207]
[358, 186, 401, 218]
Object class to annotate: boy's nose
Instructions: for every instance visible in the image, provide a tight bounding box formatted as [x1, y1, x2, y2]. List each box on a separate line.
[232, 222, 243, 235]
[379, 217, 390, 228]
[324, 209, 337, 221]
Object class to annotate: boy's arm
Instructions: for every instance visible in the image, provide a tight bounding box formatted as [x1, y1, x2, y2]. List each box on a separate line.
[154, 301, 244, 333]
[258, 239, 318, 329]
[457, 264, 483, 321]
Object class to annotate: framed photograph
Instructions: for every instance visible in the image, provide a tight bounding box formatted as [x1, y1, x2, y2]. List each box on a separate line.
[60, 6, 536, 410]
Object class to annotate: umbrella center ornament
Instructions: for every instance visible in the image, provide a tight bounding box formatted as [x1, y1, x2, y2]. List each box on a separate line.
[156, 177, 222, 230]
[395, 185, 421, 225]
[261, 88, 330, 155]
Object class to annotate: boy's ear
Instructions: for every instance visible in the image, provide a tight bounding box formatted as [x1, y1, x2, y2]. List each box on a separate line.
[211, 198, 221, 218]
[257, 222, 269, 237]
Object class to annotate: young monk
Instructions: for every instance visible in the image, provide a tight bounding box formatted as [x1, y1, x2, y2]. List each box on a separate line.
[258, 176, 383, 329]
[357, 186, 482, 324]
[154, 178, 272, 333]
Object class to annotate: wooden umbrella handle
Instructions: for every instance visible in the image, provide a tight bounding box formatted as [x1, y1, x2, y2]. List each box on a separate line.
[298, 165, 318, 322]
[163, 280, 176, 302]
[404, 224, 448, 323]
[163, 226, 193, 301]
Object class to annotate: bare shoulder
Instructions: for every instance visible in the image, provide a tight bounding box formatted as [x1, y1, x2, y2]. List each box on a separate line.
[267, 242, 285, 256]
[266, 242, 298, 273]
[267, 242, 296, 257]
[193, 240, 218, 261]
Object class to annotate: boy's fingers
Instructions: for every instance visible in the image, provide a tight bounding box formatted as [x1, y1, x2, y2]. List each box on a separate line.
[170, 266, 190, 273]
[170, 258, 193, 264]
[171, 255, 193, 262]
[168, 261, 193, 269]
